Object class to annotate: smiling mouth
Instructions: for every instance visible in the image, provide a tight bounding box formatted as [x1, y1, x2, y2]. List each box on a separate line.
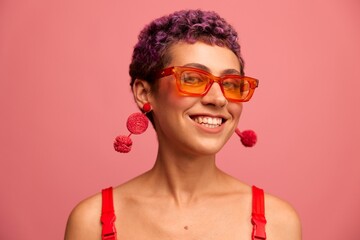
[190, 116, 226, 128]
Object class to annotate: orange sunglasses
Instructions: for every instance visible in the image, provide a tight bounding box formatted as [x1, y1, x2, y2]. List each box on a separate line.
[157, 66, 259, 102]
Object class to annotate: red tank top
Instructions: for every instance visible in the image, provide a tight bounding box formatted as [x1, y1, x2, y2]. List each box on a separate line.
[101, 186, 267, 240]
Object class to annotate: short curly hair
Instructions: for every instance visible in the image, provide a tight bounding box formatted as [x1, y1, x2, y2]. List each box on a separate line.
[129, 9, 245, 88]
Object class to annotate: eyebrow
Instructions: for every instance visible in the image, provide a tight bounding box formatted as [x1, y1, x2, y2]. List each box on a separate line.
[182, 63, 241, 76]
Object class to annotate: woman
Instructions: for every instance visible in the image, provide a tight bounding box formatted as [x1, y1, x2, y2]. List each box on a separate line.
[65, 9, 301, 240]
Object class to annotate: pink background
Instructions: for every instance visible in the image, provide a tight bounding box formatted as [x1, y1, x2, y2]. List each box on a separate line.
[1, 0, 359, 239]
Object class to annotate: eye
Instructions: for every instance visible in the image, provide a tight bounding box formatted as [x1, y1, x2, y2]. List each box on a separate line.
[222, 78, 241, 91]
[181, 72, 207, 86]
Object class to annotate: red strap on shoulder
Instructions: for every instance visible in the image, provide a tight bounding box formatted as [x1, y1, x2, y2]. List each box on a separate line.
[251, 186, 267, 240]
[101, 187, 117, 240]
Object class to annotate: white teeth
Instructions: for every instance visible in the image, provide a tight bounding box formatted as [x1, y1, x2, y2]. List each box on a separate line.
[192, 116, 223, 127]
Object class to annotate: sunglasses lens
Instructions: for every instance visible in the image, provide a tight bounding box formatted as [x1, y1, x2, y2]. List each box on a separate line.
[179, 71, 208, 94]
[223, 78, 250, 101]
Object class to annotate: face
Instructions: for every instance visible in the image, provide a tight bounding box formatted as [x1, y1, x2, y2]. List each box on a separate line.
[150, 41, 243, 156]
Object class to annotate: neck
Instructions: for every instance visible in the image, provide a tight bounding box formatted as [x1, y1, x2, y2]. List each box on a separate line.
[147, 145, 223, 206]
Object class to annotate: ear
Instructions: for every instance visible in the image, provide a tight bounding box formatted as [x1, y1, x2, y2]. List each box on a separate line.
[132, 79, 153, 110]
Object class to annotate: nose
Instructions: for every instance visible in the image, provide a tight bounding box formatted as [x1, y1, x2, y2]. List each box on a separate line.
[200, 82, 227, 107]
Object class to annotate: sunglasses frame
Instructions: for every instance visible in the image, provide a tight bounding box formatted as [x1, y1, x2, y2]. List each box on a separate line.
[157, 66, 259, 102]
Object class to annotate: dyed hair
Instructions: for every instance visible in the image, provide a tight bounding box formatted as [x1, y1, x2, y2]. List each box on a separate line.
[129, 9, 245, 88]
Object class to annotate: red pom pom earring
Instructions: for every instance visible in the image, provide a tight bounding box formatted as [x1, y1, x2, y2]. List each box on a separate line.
[235, 128, 257, 147]
[114, 103, 151, 153]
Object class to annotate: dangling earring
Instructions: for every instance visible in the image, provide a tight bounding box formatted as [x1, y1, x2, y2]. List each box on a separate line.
[235, 128, 257, 147]
[114, 103, 152, 153]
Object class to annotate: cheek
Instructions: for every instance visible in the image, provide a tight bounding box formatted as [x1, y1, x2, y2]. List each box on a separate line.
[155, 77, 192, 109]
[229, 103, 243, 120]
[155, 82, 177, 107]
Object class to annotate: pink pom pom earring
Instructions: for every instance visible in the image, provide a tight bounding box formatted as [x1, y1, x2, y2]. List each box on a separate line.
[235, 128, 257, 147]
[113, 103, 151, 153]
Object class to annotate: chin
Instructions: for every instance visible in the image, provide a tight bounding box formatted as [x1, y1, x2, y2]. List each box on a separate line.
[189, 141, 226, 156]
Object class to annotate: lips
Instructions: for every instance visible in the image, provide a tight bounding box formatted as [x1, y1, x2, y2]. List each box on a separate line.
[190, 115, 225, 128]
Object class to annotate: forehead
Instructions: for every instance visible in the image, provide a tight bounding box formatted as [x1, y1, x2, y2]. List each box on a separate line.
[167, 41, 241, 75]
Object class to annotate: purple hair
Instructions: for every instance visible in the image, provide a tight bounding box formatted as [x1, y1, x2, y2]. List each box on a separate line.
[129, 9, 245, 87]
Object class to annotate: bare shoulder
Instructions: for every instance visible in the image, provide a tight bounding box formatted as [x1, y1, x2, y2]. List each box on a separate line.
[264, 192, 302, 240]
[219, 173, 301, 239]
[64, 192, 102, 240]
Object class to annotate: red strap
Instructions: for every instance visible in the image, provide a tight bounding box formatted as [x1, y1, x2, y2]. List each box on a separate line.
[251, 186, 267, 240]
[101, 187, 117, 240]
